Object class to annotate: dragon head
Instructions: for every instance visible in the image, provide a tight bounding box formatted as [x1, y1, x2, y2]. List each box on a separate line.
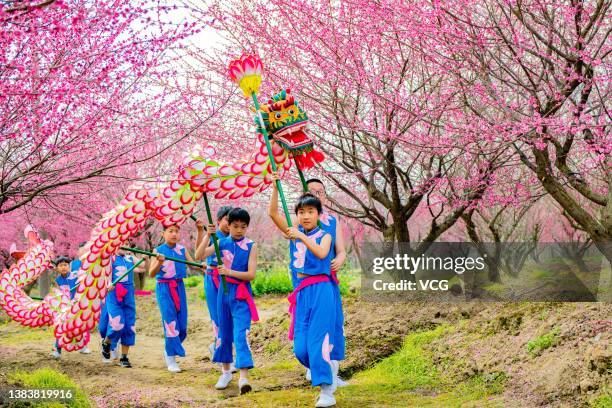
[256, 89, 324, 170]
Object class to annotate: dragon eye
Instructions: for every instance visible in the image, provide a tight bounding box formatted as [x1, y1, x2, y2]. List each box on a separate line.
[288, 109, 295, 115]
[275, 112, 282, 119]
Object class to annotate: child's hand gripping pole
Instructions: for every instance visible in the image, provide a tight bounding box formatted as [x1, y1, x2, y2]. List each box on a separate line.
[202, 192, 228, 293]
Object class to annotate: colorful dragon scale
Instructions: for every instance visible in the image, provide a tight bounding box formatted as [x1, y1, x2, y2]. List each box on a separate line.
[0, 89, 321, 350]
[0, 226, 72, 330]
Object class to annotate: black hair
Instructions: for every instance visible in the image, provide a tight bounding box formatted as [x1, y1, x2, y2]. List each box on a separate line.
[54, 256, 72, 266]
[306, 178, 325, 189]
[295, 193, 322, 214]
[216, 205, 233, 222]
[228, 208, 250, 226]
[163, 224, 180, 231]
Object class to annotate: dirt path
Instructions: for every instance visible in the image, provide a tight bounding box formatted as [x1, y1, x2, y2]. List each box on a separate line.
[1, 287, 610, 407]
[0, 289, 319, 407]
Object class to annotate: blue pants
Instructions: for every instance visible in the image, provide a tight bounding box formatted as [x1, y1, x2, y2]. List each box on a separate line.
[204, 272, 220, 342]
[104, 285, 136, 349]
[330, 283, 345, 360]
[156, 279, 188, 357]
[293, 280, 336, 386]
[99, 300, 108, 340]
[212, 282, 253, 369]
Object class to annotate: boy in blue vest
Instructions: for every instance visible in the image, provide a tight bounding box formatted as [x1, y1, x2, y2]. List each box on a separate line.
[100, 248, 138, 367]
[199, 208, 259, 394]
[50, 255, 91, 357]
[305, 178, 348, 386]
[269, 175, 338, 408]
[197, 206, 232, 359]
[149, 223, 203, 372]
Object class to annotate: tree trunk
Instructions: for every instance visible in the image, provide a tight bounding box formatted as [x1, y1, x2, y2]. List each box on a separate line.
[38, 269, 50, 297]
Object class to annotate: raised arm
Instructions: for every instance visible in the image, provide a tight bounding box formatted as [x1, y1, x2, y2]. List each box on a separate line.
[195, 219, 205, 251]
[195, 223, 215, 260]
[268, 172, 289, 233]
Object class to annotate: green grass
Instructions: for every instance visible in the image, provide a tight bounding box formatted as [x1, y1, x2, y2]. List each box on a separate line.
[527, 329, 558, 356]
[589, 392, 611, 408]
[183, 274, 203, 288]
[251, 267, 294, 296]
[142, 277, 156, 292]
[8, 368, 90, 407]
[357, 326, 444, 391]
[229, 325, 506, 407]
[336, 325, 506, 406]
[532, 268, 555, 280]
[251, 264, 354, 297]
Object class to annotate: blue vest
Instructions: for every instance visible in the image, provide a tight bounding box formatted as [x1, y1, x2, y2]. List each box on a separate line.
[111, 254, 136, 285]
[55, 273, 77, 299]
[206, 230, 228, 268]
[70, 259, 82, 273]
[155, 243, 187, 280]
[289, 226, 332, 278]
[218, 236, 254, 276]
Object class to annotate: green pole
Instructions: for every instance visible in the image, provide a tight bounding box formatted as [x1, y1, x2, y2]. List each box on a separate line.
[202, 192, 227, 293]
[120, 246, 204, 268]
[252, 92, 293, 227]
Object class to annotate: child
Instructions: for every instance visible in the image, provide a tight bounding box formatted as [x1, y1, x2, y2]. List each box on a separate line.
[69, 242, 86, 274]
[149, 223, 203, 373]
[100, 248, 137, 367]
[199, 206, 233, 358]
[268, 174, 337, 408]
[51, 256, 91, 357]
[198, 208, 258, 394]
[305, 178, 347, 386]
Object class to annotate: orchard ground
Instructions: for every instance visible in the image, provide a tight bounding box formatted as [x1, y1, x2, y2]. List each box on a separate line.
[0, 273, 610, 408]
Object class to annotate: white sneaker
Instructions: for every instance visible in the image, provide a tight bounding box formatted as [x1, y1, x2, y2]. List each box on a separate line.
[238, 377, 252, 394]
[230, 362, 238, 374]
[78, 346, 91, 354]
[164, 353, 181, 373]
[315, 384, 336, 407]
[330, 360, 339, 392]
[215, 371, 232, 389]
[305, 368, 312, 381]
[51, 349, 61, 359]
[336, 377, 349, 387]
[110, 349, 119, 360]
